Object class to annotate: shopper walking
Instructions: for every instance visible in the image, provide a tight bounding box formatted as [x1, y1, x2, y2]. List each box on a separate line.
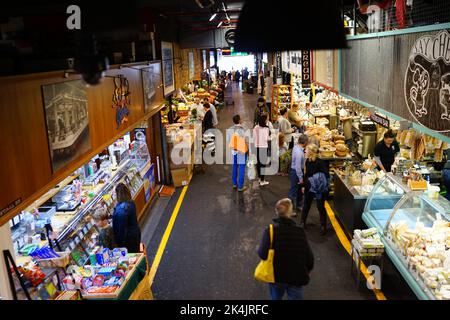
[288, 134, 308, 215]
[235, 70, 241, 83]
[254, 97, 270, 126]
[253, 114, 271, 186]
[227, 114, 248, 192]
[202, 103, 214, 133]
[300, 144, 329, 235]
[374, 129, 400, 173]
[258, 198, 314, 300]
[112, 183, 141, 253]
[278, 108, 295, 149]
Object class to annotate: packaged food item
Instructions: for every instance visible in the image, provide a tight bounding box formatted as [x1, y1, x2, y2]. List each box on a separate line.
[92, 274, 105, 287]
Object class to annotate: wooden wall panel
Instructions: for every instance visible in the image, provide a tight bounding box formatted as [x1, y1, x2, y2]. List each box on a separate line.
[0, 62, 164, 225]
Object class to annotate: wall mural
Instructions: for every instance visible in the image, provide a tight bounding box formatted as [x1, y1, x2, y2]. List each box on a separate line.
[404, 30, 450, 132]
[42, 80, 91, 172]
[112, 76, 130, 129]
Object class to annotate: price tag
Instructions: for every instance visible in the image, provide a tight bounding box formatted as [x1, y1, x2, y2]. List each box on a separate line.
[69, 241, 76, 250]
[83, 226, 88, 234]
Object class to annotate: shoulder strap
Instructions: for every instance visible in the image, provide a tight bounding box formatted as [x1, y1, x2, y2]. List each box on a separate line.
[269, 224, 273, 249]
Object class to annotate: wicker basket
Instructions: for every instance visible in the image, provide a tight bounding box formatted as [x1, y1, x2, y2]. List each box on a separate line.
[35, 252, 70, 268]
[319, 147, 336, 158]
[335, 149, 348, 157]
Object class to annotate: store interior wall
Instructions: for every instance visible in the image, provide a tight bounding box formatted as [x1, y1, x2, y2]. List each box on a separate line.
[0, 64, 164, 226]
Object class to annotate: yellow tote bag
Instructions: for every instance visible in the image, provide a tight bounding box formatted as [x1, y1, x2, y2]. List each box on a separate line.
[228, 133, 248, 154]
[254, 224, 275, 283]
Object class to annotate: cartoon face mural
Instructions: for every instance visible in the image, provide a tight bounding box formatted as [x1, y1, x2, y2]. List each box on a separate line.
[404, 30, 450, 132]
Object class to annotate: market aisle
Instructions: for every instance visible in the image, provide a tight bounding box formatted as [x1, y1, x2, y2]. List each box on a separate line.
[145, 82, 375, 300]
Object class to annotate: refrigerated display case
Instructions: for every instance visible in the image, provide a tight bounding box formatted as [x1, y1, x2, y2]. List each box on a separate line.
[362, 173, 450, 300]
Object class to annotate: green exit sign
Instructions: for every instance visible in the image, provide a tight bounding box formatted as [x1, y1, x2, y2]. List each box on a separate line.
[230, 47, 248, 56]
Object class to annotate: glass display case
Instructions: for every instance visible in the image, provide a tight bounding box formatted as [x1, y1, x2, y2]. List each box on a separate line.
[362, 173, 450, 300]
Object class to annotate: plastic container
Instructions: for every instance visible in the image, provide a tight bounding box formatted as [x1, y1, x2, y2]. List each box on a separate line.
[35, 252, 70, 268]
[428, 186, 440, 200]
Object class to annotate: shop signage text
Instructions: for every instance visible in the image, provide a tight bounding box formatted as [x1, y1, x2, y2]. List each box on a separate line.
[275, 52, 282, 79]
[301, 50, 311, 86]
[404, 30, 450, 132]
[370, 112, 390, 128]
[0, 198, 22, 218]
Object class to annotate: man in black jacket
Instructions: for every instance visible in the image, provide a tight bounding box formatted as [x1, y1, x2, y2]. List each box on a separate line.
[258, 198, 314, 300]
[202, 103, 214, 133]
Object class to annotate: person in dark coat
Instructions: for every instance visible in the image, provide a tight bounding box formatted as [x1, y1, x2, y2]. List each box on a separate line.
[112, 183, 141, 253]
[301, 144, 329, 235]
[202, 103, 214, 133]
[258, 198, 314, 300]
[235, 70, 241, 82]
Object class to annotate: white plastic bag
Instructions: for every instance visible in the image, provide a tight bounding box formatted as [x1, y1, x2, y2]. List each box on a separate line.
[247, 159, 257, 180]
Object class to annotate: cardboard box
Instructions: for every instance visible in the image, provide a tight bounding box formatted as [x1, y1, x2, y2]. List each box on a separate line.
[171, 167, 192, 187]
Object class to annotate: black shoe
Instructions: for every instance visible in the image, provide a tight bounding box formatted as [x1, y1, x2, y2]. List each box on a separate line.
[320, 225, 327, 236]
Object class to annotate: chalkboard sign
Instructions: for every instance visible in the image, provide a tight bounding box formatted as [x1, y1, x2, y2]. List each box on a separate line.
[370, 113, 390, 128]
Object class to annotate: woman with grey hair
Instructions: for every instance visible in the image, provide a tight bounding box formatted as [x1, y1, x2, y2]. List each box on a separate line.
[258, 198, 314, 300]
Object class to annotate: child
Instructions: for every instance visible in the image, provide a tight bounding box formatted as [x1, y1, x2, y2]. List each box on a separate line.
[92, 208, 115, 249]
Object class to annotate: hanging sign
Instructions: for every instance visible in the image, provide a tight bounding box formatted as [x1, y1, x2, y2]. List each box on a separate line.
[301, 50, 311, 86]
[275, 52, 282, 80]
[370, 112, 390, 128]
[404, 30, 450, 132]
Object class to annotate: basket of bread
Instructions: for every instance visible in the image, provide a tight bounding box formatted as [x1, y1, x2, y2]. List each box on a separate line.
[335, 143, 349, 157]
[319, 145, 336, 158]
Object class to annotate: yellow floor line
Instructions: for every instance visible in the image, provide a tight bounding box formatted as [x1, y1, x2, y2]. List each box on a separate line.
[324, 201, 387, 300]
[149, 185, 189, 286]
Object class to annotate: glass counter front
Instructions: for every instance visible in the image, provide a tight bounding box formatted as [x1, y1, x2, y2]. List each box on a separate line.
[362, 173, 450, 300]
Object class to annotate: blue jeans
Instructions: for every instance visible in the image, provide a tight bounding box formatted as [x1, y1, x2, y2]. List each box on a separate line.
[269, 283, 304, 300]
[232, 153, 247, 189]
[443, 169, 450, 201]
[288, 169, 302, 208]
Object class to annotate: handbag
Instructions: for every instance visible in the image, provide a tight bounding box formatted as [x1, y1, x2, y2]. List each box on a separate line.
[228, 133, 248, 154]
[254, 224, 275, 283]
[247, 159, 257, 180]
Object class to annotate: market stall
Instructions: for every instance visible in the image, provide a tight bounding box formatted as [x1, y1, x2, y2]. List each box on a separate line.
[5, 131, 156, 300]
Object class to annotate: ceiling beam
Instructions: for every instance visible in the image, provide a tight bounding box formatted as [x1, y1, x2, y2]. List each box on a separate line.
[164, 9, 241, 16]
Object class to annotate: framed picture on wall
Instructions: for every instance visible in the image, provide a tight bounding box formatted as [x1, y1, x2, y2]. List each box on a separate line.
[161, 41, 175, 96]
[42, 80, 92, 173]
[142, 62, 163, 113]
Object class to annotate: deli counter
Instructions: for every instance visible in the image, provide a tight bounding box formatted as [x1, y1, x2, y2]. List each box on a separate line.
[362, 173, 450, 300]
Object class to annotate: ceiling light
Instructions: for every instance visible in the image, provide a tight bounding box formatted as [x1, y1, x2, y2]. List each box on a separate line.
[209, 13, 217, 21]
[217, 21, 223, 28]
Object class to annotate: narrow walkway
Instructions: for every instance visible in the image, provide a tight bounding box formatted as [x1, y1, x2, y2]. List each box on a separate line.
[143, 82, 375, 300]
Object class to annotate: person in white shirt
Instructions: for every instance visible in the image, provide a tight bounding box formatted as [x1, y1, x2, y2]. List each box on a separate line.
[253, 114, 271, 186]
[203, 98, 218, 127]
[278, 108, 295, 149]
[288, 134, 308, 214]
[193, 98, 205, 120]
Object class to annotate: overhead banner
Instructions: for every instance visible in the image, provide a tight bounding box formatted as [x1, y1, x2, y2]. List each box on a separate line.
[341, 28, 450, 136]
[301, 50, 311, 87]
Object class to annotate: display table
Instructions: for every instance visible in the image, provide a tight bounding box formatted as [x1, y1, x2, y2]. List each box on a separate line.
[333, 174, 368, 236]
[82, 254, 147, 300]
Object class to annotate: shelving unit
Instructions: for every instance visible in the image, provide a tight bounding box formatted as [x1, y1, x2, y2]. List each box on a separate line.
[271, 84, 293, 121]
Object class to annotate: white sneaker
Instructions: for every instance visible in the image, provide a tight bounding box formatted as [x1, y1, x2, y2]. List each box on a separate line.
[259, 181, 269, 186]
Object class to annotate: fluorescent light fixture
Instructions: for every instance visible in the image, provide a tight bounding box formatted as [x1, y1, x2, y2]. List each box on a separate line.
[217, 21, 223, 27]
[226, 13, 230, 21]
[209, 13, 217, 21]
